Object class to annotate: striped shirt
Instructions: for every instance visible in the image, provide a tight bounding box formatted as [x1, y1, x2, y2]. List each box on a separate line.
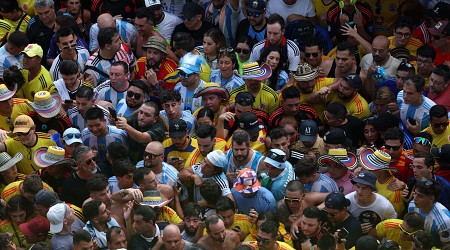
[224, 149, 264, 174]
[250, 39, 300, 72]
[230, 83, 280, 114]
[115, 98, 135, 118]
[136, 161, 180, 188]
[94, 80, 126, 106]
[310, 173, 339, 193]
[174, 80, 205, 113]
[108, 176, 139, 194]
[49, 47, 90, 80]
[204, 1, 240, 47]
[89, 20, 137, 53]
[18, 67, 55, 101]
[397, 90, 436, 131]
[81, 125, 128, 163]
[68, 105, 109, 131]
[159, 110, 196, 136]
[0, 45, 22, 79]
[210, 69, 244, 92]
[192, 162, 231, 202]
[328, 92, 371, 120]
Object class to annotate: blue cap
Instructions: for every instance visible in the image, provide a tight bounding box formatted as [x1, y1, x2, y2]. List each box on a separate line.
[177, 53, 203, 75]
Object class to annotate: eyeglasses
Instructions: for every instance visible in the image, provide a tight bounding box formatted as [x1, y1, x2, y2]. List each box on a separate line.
[64, 133, 81, 140]
[85, 157, 95, 165]
[256, 236, 271, 245]
[235, 96, 254, 106]
[384, 144, 401, 151]
[144, 151, 162, 160]
[305, 53, 319, 58]
[127, 91, 142, 100]
[414, 137, 430, 146]
[247, 11, 261, 18]
[416, 59, 432, 65]
[399, 224, 419, 236]
[284, 196, 302, 203]
[432, 35, 444, 41]
[432, 121, 449, 128]
[16, 131, 30, 136]
[179, 71, 195, 78]
[322, 209, 338, 217]
[61, 43, 77, 50]
[236, 48, 250, 54]
[429, 77, 446, 86]
[395, 31, 411, 38]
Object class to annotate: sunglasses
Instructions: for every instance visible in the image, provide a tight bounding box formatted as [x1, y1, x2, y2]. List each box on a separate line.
[414, 137, 430, 146]
[432, 121, 449, 128]
[433, 35, 443, 41]
[399, 224, 419, 236]
[305, 52, 319, 58]
[256, 236, 271, 245]
[61, 43, 77, 50]
[236, 48, 250, 54]
[64, 133, 81, 140]
[127, 91, 142, 100]
[395, 31, 411, 38]
[384, 144, 401, 151]
[179, 71, 195, 78]
[85, 157, 95, 165]
[322, 209, 338, 217]
[284, 196, 302, 203]
[247, 11, 261, 18]
[181, 15, 196, 21]
[144, 151, 162, 160]
[16, 131, 30, 136]
[220, 47, 234, 53]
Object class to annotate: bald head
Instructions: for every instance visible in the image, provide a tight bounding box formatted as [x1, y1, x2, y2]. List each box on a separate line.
[162, 224, 183, 249]
[146, 141, 164, 155]
[372, 36, 389, 49]
[97, 13, 115, 29]
[372, 35, 390, 64]
[163, 224, 181, 236]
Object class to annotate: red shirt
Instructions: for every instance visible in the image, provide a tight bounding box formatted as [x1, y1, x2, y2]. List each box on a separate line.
[387, 150, 413, 183]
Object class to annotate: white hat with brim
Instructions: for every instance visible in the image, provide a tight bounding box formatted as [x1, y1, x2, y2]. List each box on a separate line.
[358, 148, 397, 172]
[34, 146, 76, 168]
[240, 62, 272, 81]
[0, 84, 17, 102]
[0, 152, 23, 172]
[28, 91, 62, 119]
[294, 62, 320, 82]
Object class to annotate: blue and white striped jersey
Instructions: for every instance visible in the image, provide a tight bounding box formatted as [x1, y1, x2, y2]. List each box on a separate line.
[68, 105, 110, 131]
[174, 80, 205, 113]
[94, 80, 126, 106]
[397, 90, 436, 131]
[50, 47, 90, 81]
[81, 125, 127, 163]
[0, 45, 22, 79]
[159, 110, 196, 136]
[210, 69, 244, 92]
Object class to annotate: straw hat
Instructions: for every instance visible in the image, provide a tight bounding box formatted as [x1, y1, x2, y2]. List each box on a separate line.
[318, 148, 358, 170]
[28, 91, 62, 118]
[294, 62, 320, 81]
[34, 146, 76, 168]
[240, 62, 272, 80]
[0, 152, 23, 172]
[193, 82, 230, 100]
[358, 148, 397, 172]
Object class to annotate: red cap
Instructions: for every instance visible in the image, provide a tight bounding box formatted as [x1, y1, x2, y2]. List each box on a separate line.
[19, 217, 50, 238]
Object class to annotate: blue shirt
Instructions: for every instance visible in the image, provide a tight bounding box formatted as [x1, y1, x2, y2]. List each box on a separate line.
[310, 173, 339, 193]
[231, 187, 277, 215]
[261, 163, 296, 201]
[397, 90, 436, 131]
[82, 125, 128, 163]
[210, 69, 244, 92]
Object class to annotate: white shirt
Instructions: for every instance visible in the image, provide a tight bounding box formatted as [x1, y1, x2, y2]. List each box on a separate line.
[397, 91, 436, 131]
[266, 0, 316, 22]
[345, 192, 397, 221]
[49, 46, 90, 81]
[157, 12, 183, 41]
[250, 39, 301, 72]
[409, 200, 450, 245]
[0, 45, 22, 79]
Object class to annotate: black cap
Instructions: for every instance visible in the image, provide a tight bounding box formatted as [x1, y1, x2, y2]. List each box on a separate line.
[425, 2, 450, 19]
[323, 128, 352, 147]
[343, 73, 362, 89]
[239, 112, 263, 134]
[169, 119, 187, 137]
[245, 0, 266, 14]
[325, 192, 351, 209]
[235, 92, 254, 106]
[355, 235, 379, 250]
[431, 144, 450, 163]
[182, 2, 204, 19]
[0, 1, 19, 12]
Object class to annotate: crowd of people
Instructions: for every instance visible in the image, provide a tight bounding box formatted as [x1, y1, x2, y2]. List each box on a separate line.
[0, 0, 449, 249]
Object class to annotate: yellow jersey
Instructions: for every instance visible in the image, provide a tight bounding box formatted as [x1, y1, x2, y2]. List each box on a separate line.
[163, 137, 198, 163]
[18, 67, 55, 101]
[422, 123, 450, 148]
[245, 222, 293, 247]
[312, 0, 335, 29]
[192, 104, 225, 125]
[0, 220, 32, 249]
[388, 36, 423, 58]
[184, 138, 227, 169]
[328, 92, 371, 119]
[300, 77, 335, 121]
[248, 241, 295, 250]
[359, 0, 405, 36]
[1, 180, 53, 202]
[376, 176, 405, 216]
[5, 14, 31, 33]
[18, 0, 36, 16]
[204, 213, 255, 237]
[4, 132, 57, 174]
[157, 206, 183, 224]
[0, 98, 33, 132]
[230, 83, 280, 114]
[0, 20, 12, 42]
[375, 219, 411, 249]
[0, 173, 26, 194]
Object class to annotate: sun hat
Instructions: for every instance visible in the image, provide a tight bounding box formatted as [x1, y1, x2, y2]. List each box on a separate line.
[177, 53, 203, 75]
[140, 190, 172, 207]
[390, 47, 411, 61]
[294, 62, 320, 81]
[0, 152, 23, 172]
[13, 114, 34, 134]
[142, 36, 167, 54]
[193, 82, 230, 100]
[240, 62, 272, 81]
[27, 91, 62, 119]
[21, 44, 43, 58]
[233, 168, 261, 193]
[34, 146, 76, 168]
[264, 149, 287, 169]
[239, 111, 264, 134]
[351, 171, 377, 191]
[0, 84, 16, 102]
[358, 148, 397, 172]
[19, 217, 50, 239]
[318, 148, 357, 170]
[47, 203, 67, 233]
[62, 128, 83, 145]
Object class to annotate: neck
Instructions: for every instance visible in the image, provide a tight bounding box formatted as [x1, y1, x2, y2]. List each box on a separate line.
[254, 18, 267, 31]
[99, 49, 115, 60]
[247, 84, 261, 96]
[28, 66, 42, 79]
[420, 203, 434, 214]
[357, 193, 376, 206]
[61, 51, 77, 60]
[152, 164, 163, 174]
[186, 80, 200, 91]
[376, 171, 391, 184]
[59, 225, 72, 234]
[67, 79, 81, 91]
[221, 71, 233, 79]
[191, 21, 202, 30]
[410, 96, 423, 106]
[23, 134, 38, 147]
[112, 81, 130, 92]
[155, 12, 165, 25]
[77, 170, 93, 180]
[92, 221, 108, 232]
[3, 174, 16, 184]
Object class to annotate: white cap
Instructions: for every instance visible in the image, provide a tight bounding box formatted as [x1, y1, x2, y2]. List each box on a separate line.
[264, 149, 287, 169]
[47, 203, 66, 233]
[62, 128, 82, 145]
[144, 0, 161, 7]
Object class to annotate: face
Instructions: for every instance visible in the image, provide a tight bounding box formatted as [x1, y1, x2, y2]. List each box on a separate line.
[364, 124, 378, 145]
[247, 10, 265, 27]
[16, 128, 35, 146]
[413, 189, 434, 209]
[265, 163, 283, 178]
[371, 41, 389, 64]
[394, 27, 412, 47]
[232, 142, 250, 163]
[108, 34, 122, 53]
[384, 139, 402, 160]
[430, 116, 449, 135]
[324, 111, 341, 127]
[0, 165, 18, 181]
[202, 94, 221, 113]
[179, 72, 198, 88]
[282, 124, 298, 146]
[208, 220, 226, 243]
[142, 172, 158, 190]
[203, 36, 218, 55]
[87, 118, 107, 137]
[163, 101, 181, 120]
[412, 141, 430, 155]
[22, 55, 41, 70]
[304, 46, 322, 67]
[402, 82, 421, 105]
[61, 73, 79, 89]
[337, 80, 355, 101]
[36, 5, 56, 25]
[323, 207, 345, 224]
[163, 231, 182, 250]
[146, 48, 163, 68]
[133, 214, 152, 235]
[197, 116, 213, 126]
[0, 97, 14, 116]
[76, 97, 94, 117]
[219, 55, 234, 77]
[96, 204, 111, 224]
[91, 187, 111, 206]
[117, 172, 134, 189]
[74, 239, 95, 250]
[79, 150, 98, 174]
[172, 134, 188, 149]
[197, 137, 215, 157]
[327, 162, 348, 180]
[217, 209, 235, 228]
[201, 158, 218, 178]
[300, 216, 320, 237]
[108, 231, 127, 250]
[335, 50, 355, 74]
[256, 230, 275, 250]
[245, 79, 261, 92]
[58, 34, 76, 55]
[235, 104, 252, 119]
[265, 51, 280, 70]
[266, 23, 283, 46]
[9, 210, 26, 225]
[67, 0, 81, 14]
[184, 14, 201, 29]
[0, 10, 18, 21]
[126, 86, 145, 109]
[149, 5, 163, 22]
[395, 70, 410, 90]
[355, 183, 373, 201]
[271, 136, 290, 155]
[236, 43, 251, 62]
[143, 144, 163, 168]
[411, 157, 432, 180]
[373, 99, 389, 114]
[109, 65, 129, 87]
[134, 17, 152, 36]
[284, 190, 303, 212]
[296, 79, 316, 94]
[184, 216, 201, 235]
[429, 73, 449, 94]
[431, 33, 448, 50]
[416, 55, 434, 76]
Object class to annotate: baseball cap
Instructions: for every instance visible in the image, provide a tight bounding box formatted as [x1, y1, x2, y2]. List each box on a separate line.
[351, 171, 377, 191]
[182, 2, 204, 19]
[323, 128, 352, 147]
[428, 20, 449, 36]
[299, 120, 318, 143]
[425, 2, 450, 20]
[239, 112, 263, 134]
[264, 149, 287, 169]
[144, 0, 161, 8]
[19, 217, 50, 239]
[63, 127, 83, 145]
[246, 0, 266, 14]
[430, 144, 450, 163]
[47, 203, 67, 233]
[169, 119, 188, 138]
[177, 53, 203, 75]
[21, 44, 43, 58]
[235, 92, 254, 106]
[343, 73, 362, 89]
[13, 114, 34, 134]
[35, 190, 61, 207]
[355, 235, 379, 250]
[325, 192, 351, 209]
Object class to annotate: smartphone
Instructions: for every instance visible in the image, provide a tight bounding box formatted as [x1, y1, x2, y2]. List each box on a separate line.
[108, 107, 118, 121]
[407, 117, 417, 126]
[176, 181, 182, 189]
[337, 228, 349, 239]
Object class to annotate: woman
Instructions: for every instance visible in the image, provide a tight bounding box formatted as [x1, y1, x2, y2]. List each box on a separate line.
[210, 49, 244, 92]
[0, 153, 25, 194]
[0, 195, 35, 249]
[201, 28, 226, 70]
[235, 35, 253, 74]
[357, 117, 384, 154]
[196, 108, 215, 126]
[59, 0, 91, 40]
[370, 86, 398, 116]
[260, 47, 289, 91]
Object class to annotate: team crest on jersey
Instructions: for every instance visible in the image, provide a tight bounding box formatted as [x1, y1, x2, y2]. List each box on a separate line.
[259, 102, 266, 111]
[23, 4, 28, 11]
[100, 144, 106, 151]
[194, 99, 199, 108]
[259, 136, 264, 143]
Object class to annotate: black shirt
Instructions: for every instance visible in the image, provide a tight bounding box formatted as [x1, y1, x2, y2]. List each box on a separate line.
[327, 213, 363, 249]
[171, 21, 216, 47]
[338, 115, 364, 150]
[29, 112, 72, 135]
[60, 172, 90, 208]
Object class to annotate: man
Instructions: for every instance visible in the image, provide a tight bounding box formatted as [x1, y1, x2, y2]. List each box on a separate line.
[18, 44, 55, 101]
[48, 202, 77, 250]
[426, 67, 450, 110]
[428, 20, 450, 66]
[230, 62, 279, 114]
[0, 114, 56, 174]
[61, 127, 83, 159]
[134, 36, 180, 99]
[250, 14, 299, 73]
[248, 220, 294, 250]
[304, 38, 328, 71]
[115, 100, 165, 163]
[133, 7, 156, 58]
[318, 148, 357, 195]
[345, 171, 397, 234]
[296, 156, 339, 193]
[323, 192, 362, 249]
[108, 159, 136, 194]
[68, 86, 109, 131]
[115, 79, 147, 118]
[215, 196, 254, 241]
[377, 60, 416, 98]
[0, 31, 28, 80]
[180, 203, 203, 243]
[292, 206, 330, 249]
[260, 149, 296, 201]
[49, 27, 90, 81]
[82, 107, 128, 164]
[162, 224, 192, 250]
[83, 200, 120, 249]
[0, 1, 31, 33]
[174, 54, 206, 113]
[106, 227, 128, 250]
[203, 0, 240, 46]
[18, 217, 50, 246]
[408, 178, 450, 247]
[416, 45, 436, 80]
[85, 27, 136, 86]
[94, 61, 131, 108]
[228, 111, 268, 155]
[73, 229, 96, 250]
[1, 173, 53, 202]
[431, 144, 450, 187]
[422, 105, 450, 148]
[383, 127, 413, 182]
[185, 124, 226, 168]
[197, 214, 240, 249]
[270, 128, 304, 167]
[292, 120, 325, 156]
[162, 119, 197, 170]
[144, 0, 182, 41]
[236, 0, 267, 45]
[159, 90, 196, 136]
[389, 16, 423, 59]
[129, 205, 163, 249]
[323, 42, 367, 82]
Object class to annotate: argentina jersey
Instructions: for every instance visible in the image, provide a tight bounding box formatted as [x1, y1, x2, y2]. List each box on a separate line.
[159, 110, 196, 136]
[50, 47, 90, 80]
[174, 80, 204, 113]
[311, 173, 339, 193]
[115, 99, 135, 118]
[94, 80, 126, 106]
[68, 105, 110, 131]
[81, 125, 128, 163]
[397, 90, 436, 131]
[224, 149, 264, 174]
[0, 45, 22, 78]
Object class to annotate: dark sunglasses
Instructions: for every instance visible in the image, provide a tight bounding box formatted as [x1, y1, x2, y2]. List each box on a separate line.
[179, 71, 195, 78]
[284, 196, 301, 203]
[127, 91, 142, 100]
[85, 157, 95, 165]
[414, 137, 430, 146]
[62, 43, 77, 50]
[256, 236, 271, 245]
[144, 151, 162, 160]
[433, 35, 443, 41]
[305, 52, 319, 58]
[16, 131, 30, 136]
[247, 11, 261, 18]
[432, 121, 449, 128]
[220, 47, 234, 53]
[235, 97, 254, 106]
[384, 144, 401, 151]
[322, 209, 337, 217]
[181, 15, 196, 21]
[235, 48, 250, 54]
[64, 133, 81, 140]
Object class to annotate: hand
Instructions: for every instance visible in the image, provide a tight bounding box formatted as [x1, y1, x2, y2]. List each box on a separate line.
[353, 8, 363, 27]
[113, 14, 123, 21]
[76, 17, 83, 27]
[219, 112, 235, 122]
[387, 178, 406, 191]
[145, 69, 159, 86]
[123, 201, 134, 220]
[83, 73, 94, 85]
[361, 222, 373, 234]
[0, 129, 8, 143]
[368, 64, 378, 75]
[301, 238, 313, 250]
[96, 100, 115, 110]
[48, 129, 58, 136]
[287, 14, 305, 23]
[317, 86, 330, 96]
[173, 183, 182, 196]
[127, 188, 143, 201]
[192, 174, 203, 186]
[387, 102, 399, 113]
[340, 23, 358, 38]
[339, 12, 350, 25]
[168, 157, 185, 171]
[401, 187, 410, 199]
[406, 119, 420, 135]
[226, 171, 237, 183]
[248, 208, 258, 224]
[108, 113, 117, 126]
[115, 116, 128, 130]
[92, 239, 100, 249]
